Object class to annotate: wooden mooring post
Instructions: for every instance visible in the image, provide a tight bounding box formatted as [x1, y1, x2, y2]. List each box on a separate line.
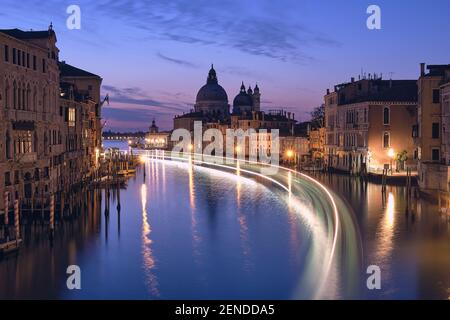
[381, 168, 387, 192]
[4, 192, 9, 241]
[14, 199, 20, 241]
[49, 193, 55, 241]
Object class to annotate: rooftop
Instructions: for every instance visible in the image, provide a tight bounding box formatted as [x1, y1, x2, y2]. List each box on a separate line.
[59, 61, 101, 78]
[0, 28, 55, 40]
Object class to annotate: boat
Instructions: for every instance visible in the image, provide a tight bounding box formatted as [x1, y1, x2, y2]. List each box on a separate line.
[0, 239, 23, 256]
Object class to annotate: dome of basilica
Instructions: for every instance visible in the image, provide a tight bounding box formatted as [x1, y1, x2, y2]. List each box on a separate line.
[196, 66, 228, 103]
[233, 82, 253, 107]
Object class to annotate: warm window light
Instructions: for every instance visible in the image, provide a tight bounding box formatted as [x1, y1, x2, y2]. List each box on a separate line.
[388, 148, 395, 158]
[286, 150, 294, 158]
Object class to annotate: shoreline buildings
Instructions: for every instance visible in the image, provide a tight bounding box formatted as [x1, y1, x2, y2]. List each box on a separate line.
[324, 75, 417, 174]
[0, 26, 103, 212]
[173, 66, 298, 158]
[416, 64, 450, 193]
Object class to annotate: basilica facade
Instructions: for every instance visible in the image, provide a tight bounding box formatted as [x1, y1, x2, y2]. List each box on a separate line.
[174, 65, 294, 135]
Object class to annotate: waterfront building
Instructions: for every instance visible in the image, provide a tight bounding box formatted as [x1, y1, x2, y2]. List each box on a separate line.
[416, 64, 450, 192]
[144, 120, 171, 150]
[324, 75, 417, 174]
[173, 66, 296, 158]
[0, 26, 103, 212]
[279, 135, 310, 166]
[310, 127, 326, 166]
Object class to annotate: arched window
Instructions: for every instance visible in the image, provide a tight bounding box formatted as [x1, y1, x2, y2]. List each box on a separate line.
[42, 90, 47, 113]
[383, 131, 390, 148]
[5, 131, 11, 159]
[4, 82, 9, 109]
[26, 84, 31, 110]
[33, 87, 37, 111]
[21, 84, 25, 110]
[13, 81, 17, 109]
[383, 106, 390, 125]
[17, 82, 22, 110]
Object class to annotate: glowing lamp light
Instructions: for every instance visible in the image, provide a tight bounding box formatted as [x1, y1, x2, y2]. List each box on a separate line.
[188, 144, 194, 151]
[388, 148, 395, 159]
[235, 146, 241, 153]
[286, 150, 294, 158]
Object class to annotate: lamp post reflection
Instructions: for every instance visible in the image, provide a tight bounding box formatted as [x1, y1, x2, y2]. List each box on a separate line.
[140, 183, 159, 296]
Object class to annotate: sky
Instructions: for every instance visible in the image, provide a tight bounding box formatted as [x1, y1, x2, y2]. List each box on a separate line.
[1, 0, 450, 132]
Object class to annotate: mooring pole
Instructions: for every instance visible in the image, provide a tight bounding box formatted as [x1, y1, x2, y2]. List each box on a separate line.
[4, 192, 9, 241]
[14, 199, 20, 241]
[49, 193, 55, 241]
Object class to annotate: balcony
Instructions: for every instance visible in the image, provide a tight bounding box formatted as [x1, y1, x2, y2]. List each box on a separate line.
[15, 152, 37, 163]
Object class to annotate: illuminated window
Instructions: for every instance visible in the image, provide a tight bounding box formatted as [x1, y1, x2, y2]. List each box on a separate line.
[68, 108, 76, 127]
[14, 130, 32, 154]
[383, 131, 390, 148]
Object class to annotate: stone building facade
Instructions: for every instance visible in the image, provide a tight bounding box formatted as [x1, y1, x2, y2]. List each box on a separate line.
[0, 27, 102, 212]
[416, 64, 450, 192]
[324, 76, 417, 174]
[173, 66, 296, 159]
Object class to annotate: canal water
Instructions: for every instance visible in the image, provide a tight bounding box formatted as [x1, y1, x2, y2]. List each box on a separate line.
[0, 141, 449, 299]
[312, 172, 450, 300]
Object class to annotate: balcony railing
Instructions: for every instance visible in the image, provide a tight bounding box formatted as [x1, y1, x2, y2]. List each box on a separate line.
[15, 152, 37, 163]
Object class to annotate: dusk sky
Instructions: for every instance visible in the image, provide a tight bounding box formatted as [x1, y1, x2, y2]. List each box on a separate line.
[1, 0, 449, 131]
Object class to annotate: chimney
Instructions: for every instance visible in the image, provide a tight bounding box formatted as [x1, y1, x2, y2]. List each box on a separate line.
[326, 88, 330, 95]
[420, 63, 425, 77]
[351, 77, 355, 83]
[292, 113, 295, 120]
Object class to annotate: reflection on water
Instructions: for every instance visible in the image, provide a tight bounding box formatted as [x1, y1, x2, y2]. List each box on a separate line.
[0, 153, 309, 299]
[141, 183, 158, 296]
[1, 142, 449, 299]
[312, 172, 450, 299]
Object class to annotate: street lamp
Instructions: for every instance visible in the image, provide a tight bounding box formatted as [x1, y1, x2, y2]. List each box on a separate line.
[286, 149, 294, 167]
[235, 146, 241, 157]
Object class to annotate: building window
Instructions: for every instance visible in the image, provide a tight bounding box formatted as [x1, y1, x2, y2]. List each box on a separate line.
[383, 107, 390, 125]
[383, 131, 390, 148]
[4, 172, 11, 186]
[12, 48, 16, 64]
[432, 89, 440, 104]
[4, 45, 9, 62]
[68, 107, 76, 127]
[33, 55, 37, 70]
[432, 148, 440, 162]
[14, 131, 33, 154]
[26, 53, 30, 68]
[42, 58, 46, 73]
[17, 49, 21, 65]
[14, 170, 19, 184]
[432, 122, 440, 139]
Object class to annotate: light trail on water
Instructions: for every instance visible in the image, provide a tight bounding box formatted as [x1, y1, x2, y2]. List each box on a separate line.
[133, 150, 362, 299]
